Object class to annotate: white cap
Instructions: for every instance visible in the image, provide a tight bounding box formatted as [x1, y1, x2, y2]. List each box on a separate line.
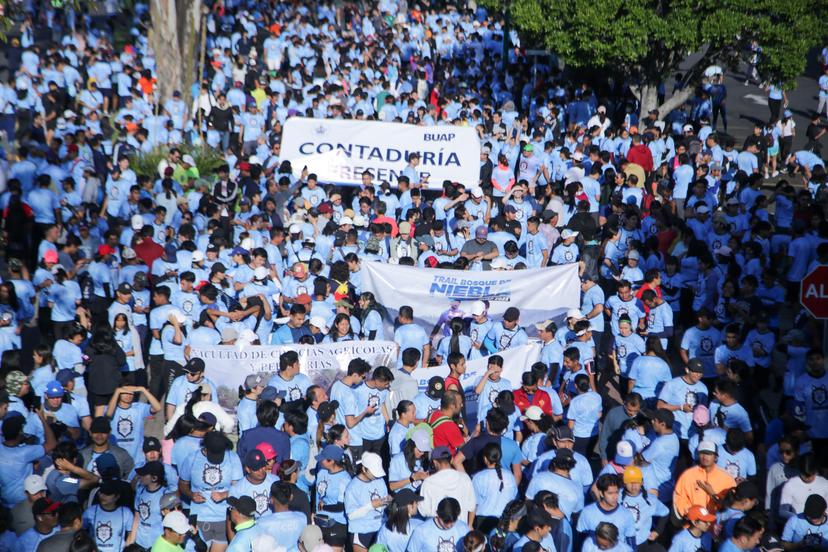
[162, 511, 191, 534]
[63, 109, 77, 118]
[698, 440, 718, 454]
[237, 329, 258, 346]
[561, 228, 579, 239]
[410, 428, 433, 452]
[490, 257, 507, 269]
[572, 151, 584, 162]
[683, 124, 694, 132]
[597, 105, 607, 114]
[576, 324, 594, 336]
[360, 451, 386, 478]
[616, 440, 634, 458]
[520, 405, 544, 421]
[289, 223, 303, 234]
[192, 250, 205, 262]
[470, 186, 484, 199]
[627, 250, 640, 260]
[168, 309, 187, 324]
[24, 474, 47, 495]
[470, 300, 487, 316]
[253, 266, 269, 280]
[249, 155, 261, 165]
[309, 316, 329, 334]
[131, 214, 144, 230]
[566, 308, 585, 320]
[182, 154, 196, 166]
[338, 216, 353, 226]
[714, 246, 733, 257]
[240, 238, 254, 251]
[695, 205, 710, 214]
[122, 247, 137, 260]
[352, 214, 367, 227]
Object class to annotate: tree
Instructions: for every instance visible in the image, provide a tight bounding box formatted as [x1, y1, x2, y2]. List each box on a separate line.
[148, 0, 205, 108]
[491, 0, 824, 119]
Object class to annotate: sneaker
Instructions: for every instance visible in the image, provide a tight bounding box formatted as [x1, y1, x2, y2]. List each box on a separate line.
[772, 170, 779, 177]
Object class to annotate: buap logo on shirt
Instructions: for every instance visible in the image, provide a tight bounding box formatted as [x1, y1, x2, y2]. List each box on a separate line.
[203, 463, 223, 486]
[812, 384, 827, 408]
[96, 521, 113, 543]
[117, 416, 134, 440]
[138, 500, 150, 521]
[438, 537, 456, 552]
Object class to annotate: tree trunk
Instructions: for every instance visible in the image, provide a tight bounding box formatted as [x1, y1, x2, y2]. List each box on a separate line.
[149, 0, 202, 108]
[638, 82, 659, 122]
[637, 82, 695, 122]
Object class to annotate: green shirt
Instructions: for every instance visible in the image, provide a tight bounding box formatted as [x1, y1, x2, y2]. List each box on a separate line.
[151, 536, 184, 552]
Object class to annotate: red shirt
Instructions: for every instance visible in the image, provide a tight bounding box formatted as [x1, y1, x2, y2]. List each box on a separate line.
[133, 238, 164, 271]
[444, 375, 462, 394]
[626, 145, 654, 173]
[373, 215, 399, 237]
[513, 388, 554, 417]
[428, 409, 464, 454]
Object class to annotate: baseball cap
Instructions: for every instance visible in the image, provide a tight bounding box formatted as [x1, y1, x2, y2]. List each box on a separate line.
[410, 428, 433, 452]
[336, 298, 355, 310]
[5, 370, 28, 395]
[360, 452, 385, 478]
[300, 526, 324, 552]
[470, 301, 487, 316]
[687, 505, 716, 523]
[131, 214, 144, 230]
[44, 380, 65, 399]
[162, 510, 190, 534]
[623, 465, 643, 484]
[534, 319, 556, 333]
[475, 226, 489, 239]
[309, 316, 329, 334]
[426, 376, 444, 399]
[122, 247, 137, 260]
[398, 221, 412, 235]
[566, 308, 585, 320]
[244, 374, 265, 391]
[317, 400, 339, 422]
[687, 358, 705, 373]
[135, 461, 165, 478]
[431, 446, 452, 460]
[614, 440, 634, 466]
[256, 442, 277, 461]
[220, 327, 238, 342]
[253, 266, 269, 281]
[98, 244, 116, 256]
[32, 497, 60, 515]
[244, 449, 268, 471]
[160, 492, 181, 511]
[561, 228, 579, 240]
[43, 250, 59, 263]
[116, 283, 133, 295]
[227, 495, 257, 517]
[183, 358, 206, 374]
[143, 437, 162, 452]
[259, 386, 282, 402]
[553, 426, 575, 442]
[393, 488, 424, 506]
[804, 494, 827, 519]
[503, 307, 520, 322]
[470, 186, 484, 199]
[698, 440, 718, 455]
[24, 475, 47, 495]
[521, 405, 544, 422]
[315, 445, 345, 463]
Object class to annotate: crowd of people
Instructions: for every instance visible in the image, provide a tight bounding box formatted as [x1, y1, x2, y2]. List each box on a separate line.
[0, 1, 828, 552]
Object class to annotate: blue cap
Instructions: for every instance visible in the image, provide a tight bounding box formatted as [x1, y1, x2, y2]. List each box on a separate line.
[231, 246, 249, 256]
[259, 386, 284, 401]
[44, 381, 65, 398]
[55, 369, 79, 386]
[315, 445, 345, 463]
[95, 453, 120, 477]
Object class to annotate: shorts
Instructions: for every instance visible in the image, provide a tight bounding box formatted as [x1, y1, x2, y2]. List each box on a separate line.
[88, 392, 112, 407]
[768, 145, 779, 156]
[197, 520, 227, 544]
[321, 521, 348, 547]
[351, 531, 377, 549]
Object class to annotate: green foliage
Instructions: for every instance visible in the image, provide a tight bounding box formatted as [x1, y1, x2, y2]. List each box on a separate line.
[494, 0, 824, 89]
[132, 145, 225, 180]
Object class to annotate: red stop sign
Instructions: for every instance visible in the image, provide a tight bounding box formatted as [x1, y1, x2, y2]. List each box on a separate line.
[801, 265, 828, 319]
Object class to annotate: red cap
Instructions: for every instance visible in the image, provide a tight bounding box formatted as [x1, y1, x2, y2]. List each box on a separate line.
[256, 442, 277, 460]
[164, 167, 174, 176]
[97, 245, 116, 256]
[43, 250, 59, 264]
[686, 505, 716, 523]
[294, 294, 312, 305]
[238, 162, 251, 171]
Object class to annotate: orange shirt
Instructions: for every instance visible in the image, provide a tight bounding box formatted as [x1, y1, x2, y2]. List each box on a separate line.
[673, 465, 736, 517]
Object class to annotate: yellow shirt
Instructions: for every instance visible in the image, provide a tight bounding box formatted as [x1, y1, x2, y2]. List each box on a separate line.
[151, 536, 184, 552]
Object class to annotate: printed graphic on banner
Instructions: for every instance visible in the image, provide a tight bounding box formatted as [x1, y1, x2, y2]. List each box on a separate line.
[409, 343, 541, 423]
[361, 261, 581, 330]
[191, 341, 399, 409]
[280, 118, 481, 188]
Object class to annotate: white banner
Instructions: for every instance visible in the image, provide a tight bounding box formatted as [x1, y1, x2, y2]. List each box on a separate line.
[280, 117, 481, 189]
[361, 261, 581, 328]
[191, 341, 399, 409]
[409, 344, 541, 422]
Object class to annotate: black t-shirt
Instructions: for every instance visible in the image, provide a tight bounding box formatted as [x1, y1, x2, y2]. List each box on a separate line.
[459, 432, 499, 474]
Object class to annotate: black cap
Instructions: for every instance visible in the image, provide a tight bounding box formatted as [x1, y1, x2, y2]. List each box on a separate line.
[135, 461, 164, 478]
[143, 437, 162, 452]
[116, 283, 133, 294]
[227, 495, 257, 517]
[32, 497, 60, 515]
[426, 376, 444, 399]
[90, 416, 111, 434]
[503, 307, 520, 322]
[393, 488, 424, 506]
[804, 494, 827, 519]
[687, 358, 705, 373]
[431, 446, 452, 460]
[184, 358, 206, 373]
[317, 400, 339, 422]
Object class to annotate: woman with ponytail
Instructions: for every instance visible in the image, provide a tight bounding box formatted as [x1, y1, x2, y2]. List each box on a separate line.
[472, 442, 517, 534]
[435, 317, 472, 364]
[488, 500, 526, 552]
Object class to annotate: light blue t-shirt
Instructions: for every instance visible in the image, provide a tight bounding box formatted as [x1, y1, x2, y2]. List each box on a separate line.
[344, 477, 387, 534]
[82, 505, 134, 552]
[0, 443, 44, 506]
[179, 450, 243, 522]
[407, 518, 469, 552]
[472, 467, 518, 517]
[257, 510, 307, 552]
